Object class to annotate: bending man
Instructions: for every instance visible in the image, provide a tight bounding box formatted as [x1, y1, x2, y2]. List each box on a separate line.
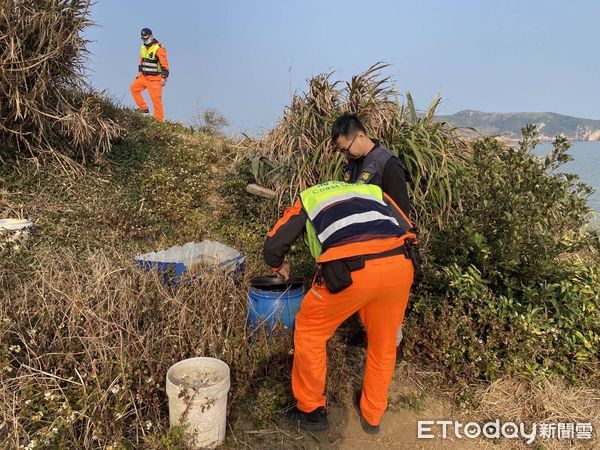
[263, 181, 415, 434]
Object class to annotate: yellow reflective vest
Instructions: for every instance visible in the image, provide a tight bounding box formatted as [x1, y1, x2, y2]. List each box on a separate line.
[139, 43, 162, 75]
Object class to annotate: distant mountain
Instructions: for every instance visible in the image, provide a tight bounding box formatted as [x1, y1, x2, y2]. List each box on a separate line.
[437, 110, 600, 141]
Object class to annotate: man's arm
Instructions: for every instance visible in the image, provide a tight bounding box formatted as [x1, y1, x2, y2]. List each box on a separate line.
[263, 199, 307, 271]
[157, 46, 169, 79]
[381, 157, 411, 217]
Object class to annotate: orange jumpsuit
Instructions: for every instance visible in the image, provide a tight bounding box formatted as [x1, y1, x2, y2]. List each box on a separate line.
[130, 41, 169, 121]
[264, 197, 415, 426]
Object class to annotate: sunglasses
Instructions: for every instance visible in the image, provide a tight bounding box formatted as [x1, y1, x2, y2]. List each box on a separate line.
[336, 134, 358, 152]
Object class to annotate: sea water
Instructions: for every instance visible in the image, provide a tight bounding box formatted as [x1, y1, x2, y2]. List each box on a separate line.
[534, 140, 599, 213]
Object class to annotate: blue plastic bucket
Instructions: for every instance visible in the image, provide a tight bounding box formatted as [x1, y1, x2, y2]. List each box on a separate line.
[247, 277, 305, 333]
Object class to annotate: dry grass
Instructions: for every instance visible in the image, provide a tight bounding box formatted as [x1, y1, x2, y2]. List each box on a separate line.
[0, 247, 365, 449]
[0, 248, 295, 448]
[0, 0, 121, 168]
[245, 63, 398, 207]
[457, 376, 600, 449]
[0, 119, 304, 448]
[473, 376, 599, 425]
[385, 365, 599, 449]
[244, 62, 470, 235]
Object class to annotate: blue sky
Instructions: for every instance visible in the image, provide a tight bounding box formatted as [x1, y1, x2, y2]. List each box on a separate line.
[85, 0, 599, 135]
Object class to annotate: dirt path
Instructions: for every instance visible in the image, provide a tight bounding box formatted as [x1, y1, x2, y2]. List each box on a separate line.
[239, 369, 495, 449]
[334, 399, 484, 449]
[312, 375, 488, 450]
[232, 361, 598, 449]
[247, 365, 599, 450]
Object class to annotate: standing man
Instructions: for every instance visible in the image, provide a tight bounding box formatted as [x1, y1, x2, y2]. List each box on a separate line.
[130, 28, 169, 121]
[263, 181, 416, 434]
[332, 113, 411, 219]
[331, 113, 414, 348]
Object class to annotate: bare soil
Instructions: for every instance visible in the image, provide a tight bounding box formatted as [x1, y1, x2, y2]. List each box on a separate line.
[230, 363, 598, 449]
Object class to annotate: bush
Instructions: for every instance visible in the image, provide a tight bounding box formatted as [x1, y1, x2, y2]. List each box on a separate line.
[404, 128, 600, 381]
[245, 63, 469, 231]
[191, 105, 229, 135]
[0, 0, 121, 166]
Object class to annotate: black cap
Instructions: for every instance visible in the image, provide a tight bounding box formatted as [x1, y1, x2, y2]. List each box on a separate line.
[141, 28, 153, 38]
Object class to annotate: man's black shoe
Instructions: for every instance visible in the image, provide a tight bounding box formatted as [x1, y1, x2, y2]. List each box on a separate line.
[353, 391, 380, 434]
[139, 108, 150, 114]
[285, 406, 328, 431]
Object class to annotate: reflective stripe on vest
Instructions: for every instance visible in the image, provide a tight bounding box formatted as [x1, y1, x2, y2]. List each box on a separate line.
[140, 43, 162, 75]
[299, 181, 408, 259]
[317, 210, 399, 243]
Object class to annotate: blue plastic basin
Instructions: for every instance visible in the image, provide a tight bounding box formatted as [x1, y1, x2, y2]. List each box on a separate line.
[135, 240, 244, 285]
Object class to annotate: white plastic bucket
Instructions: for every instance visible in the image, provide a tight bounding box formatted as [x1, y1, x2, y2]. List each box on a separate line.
[166, 357, 230, 448]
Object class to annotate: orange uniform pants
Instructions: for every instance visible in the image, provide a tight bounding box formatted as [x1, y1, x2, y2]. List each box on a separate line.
[130, 74, 164, 121]
[292, 254, 414, 426]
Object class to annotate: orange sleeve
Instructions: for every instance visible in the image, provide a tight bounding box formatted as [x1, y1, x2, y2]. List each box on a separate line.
[263, 200, 307, 269]
[267, 200, 303, 237]
[156, 46, 169, 71]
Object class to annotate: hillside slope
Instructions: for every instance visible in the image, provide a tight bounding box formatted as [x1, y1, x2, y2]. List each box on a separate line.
[2, 113, 598, 449]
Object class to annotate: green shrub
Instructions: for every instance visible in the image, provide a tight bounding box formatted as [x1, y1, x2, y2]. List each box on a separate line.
[405, 128, 599, 381]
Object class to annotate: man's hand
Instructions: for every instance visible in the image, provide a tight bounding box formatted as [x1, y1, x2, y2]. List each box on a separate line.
[161, 77, 167, 87]
[275, 263, 290, 281]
